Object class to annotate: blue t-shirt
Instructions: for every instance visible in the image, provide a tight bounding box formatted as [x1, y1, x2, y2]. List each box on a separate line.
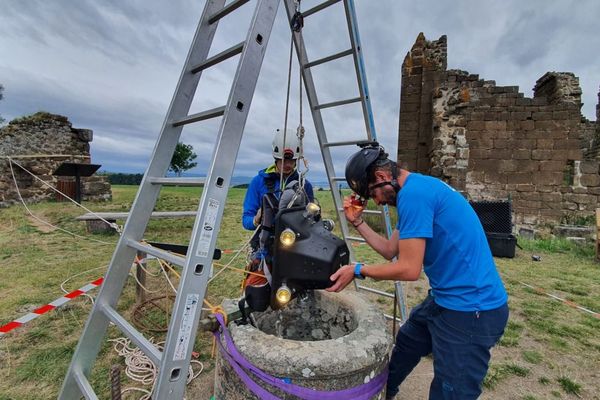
[396, 173, 507, 311]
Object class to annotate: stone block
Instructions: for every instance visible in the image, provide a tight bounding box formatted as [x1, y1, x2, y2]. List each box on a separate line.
[580, 161, 599, 174]
[553, 139, 581, 150]
[485, 120, 507, 130]
[532, 111, 553, 120]
[516, 184, 535, 192]
[507, 172, 534, 184]
[514, 159, 539, 171]
[531, 150, 553, 160]
[536, 139, 554, 149]
[493, 139, 510, 149]
[552, 111, 570, 120]
[511, 111, 531, 120]
[489, 149, 512, 160]
[520, 120, 535, 130]
[580, 174, 600, 187]
[467, 121, 486, 130]
[538, 160, 566, 172]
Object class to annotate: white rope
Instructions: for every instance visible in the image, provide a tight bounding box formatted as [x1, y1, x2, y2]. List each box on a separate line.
[109, 337, 204, 400]
[208, 226, 258, 284]
[6, 157, 122, 233]
[7, 158, 115, 245]
[60, 265, 108, 304]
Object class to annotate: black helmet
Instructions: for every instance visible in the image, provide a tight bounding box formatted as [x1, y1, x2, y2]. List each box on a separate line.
[345, 142, 386, 198]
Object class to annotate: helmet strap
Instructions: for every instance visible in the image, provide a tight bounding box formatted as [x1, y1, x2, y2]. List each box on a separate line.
[390, 161, 400, 193]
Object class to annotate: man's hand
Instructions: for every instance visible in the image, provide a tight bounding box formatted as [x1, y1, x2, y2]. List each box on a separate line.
[343, 194, 365, 225]
[253, 208, 262, 227]
[326, 264, 355, 292]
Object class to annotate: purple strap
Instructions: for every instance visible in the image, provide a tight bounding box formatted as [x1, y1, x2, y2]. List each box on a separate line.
[214, 313, 388, 400]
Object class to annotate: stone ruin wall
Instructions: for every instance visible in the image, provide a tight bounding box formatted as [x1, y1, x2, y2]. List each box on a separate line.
[0, 112, 111, 207]
[398, 34, 600, 230]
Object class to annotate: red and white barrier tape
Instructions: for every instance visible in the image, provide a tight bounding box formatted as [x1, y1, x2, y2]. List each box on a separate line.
[520, 281, 599, 318]
[0, 277, 104, 336]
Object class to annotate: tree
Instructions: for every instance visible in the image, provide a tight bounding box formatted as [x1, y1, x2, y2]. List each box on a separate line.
[169, 142, 198, 176]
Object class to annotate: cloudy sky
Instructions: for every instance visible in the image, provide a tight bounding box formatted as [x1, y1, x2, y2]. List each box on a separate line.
[1, 0, 598, 181]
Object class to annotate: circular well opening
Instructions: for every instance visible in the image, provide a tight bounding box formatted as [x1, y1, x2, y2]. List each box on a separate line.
[253, 292, 357, 341]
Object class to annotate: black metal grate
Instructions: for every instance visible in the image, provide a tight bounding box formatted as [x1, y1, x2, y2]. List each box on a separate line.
[469, 200, 512, 234]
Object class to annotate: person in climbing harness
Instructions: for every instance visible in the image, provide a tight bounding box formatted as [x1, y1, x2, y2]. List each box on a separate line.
[239, 128, 315, 314]
[327, 142, 508, 400]
[242, 128, 314, 231]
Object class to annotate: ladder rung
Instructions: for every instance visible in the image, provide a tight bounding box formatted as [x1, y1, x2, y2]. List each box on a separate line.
[323, 139, 366, 147]
[302, 0, 342, 18]
[304, 48, 353, 69]
[331, 176, 346, 181]
[357, 284, 394, 298]
[127, 240, 186, 267]
[149, 177, 206, 186]
[314, 96, 362, 110]
[102, 304, 162, 366]
[383, 313, 404, 323]
[73, 368, 99, 400]
[338, 207, 382, 215]
[172, 106, 226, 127]
[346, 235, 366, 243]
[208, 0, 250, 24]
[190, 42, 244, 74]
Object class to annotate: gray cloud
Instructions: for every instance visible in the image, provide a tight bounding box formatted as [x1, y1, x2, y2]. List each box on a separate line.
[1, 0, 598, 180]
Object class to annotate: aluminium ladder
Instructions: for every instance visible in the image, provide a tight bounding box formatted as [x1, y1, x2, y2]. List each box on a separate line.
[282, 0, 408, 323]
[60, 1, 406, 399]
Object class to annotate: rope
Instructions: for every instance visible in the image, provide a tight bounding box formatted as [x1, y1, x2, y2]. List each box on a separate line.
[60, 265, 107, 304]
[7, 157, 122, 233]
[109, 337, 204, 400]
[7, 158, 115, 245]
[280, 27, 295, 192]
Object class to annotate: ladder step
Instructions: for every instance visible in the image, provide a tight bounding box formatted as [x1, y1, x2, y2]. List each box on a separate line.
[101, 304, 162, 366]
[331, 176, 346, 181]
[149, 177, 206, 186]
[346, 235, 366, 243]
[304, 48, 353, 69]
[127, 239, 186, 267]
[302, 0, 342, 18]
[383, 313, 404, 323]
[323, 139, 366, 147]
[357, 284, 394, 298]
[190, 42, 244, 74]
[172, 106, 226, 127]
[208, 0, 250, 24]
[73, 368, 99, 400]
[314, 96, 362, 110]
[338, 207, 382, 215]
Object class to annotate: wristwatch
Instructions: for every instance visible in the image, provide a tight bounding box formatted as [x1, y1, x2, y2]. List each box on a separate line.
[354, 263, 365, 280]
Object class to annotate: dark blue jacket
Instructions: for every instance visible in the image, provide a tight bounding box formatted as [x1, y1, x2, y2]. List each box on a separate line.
[242, 165, 314, 230]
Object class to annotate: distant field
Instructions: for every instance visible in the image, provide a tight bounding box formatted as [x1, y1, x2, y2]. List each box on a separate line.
[0, 185, 598, 399]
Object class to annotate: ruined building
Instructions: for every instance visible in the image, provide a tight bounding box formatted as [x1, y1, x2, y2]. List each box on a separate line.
[398, 33, 600, 229]
[0, 112, 111, 207]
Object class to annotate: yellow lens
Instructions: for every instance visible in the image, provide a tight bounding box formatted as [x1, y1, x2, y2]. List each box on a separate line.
[276, 285, 292, 304]
[280, 228, 296, 246]
[305, 202, 321, 216]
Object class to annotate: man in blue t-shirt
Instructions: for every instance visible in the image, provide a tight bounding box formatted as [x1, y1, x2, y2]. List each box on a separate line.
[328, 143, 508, 399]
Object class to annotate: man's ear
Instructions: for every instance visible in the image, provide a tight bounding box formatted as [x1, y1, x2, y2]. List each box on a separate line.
[374, 169, 390, 181]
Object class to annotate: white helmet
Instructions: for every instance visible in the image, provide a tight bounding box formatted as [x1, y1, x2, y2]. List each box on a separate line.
[272, 128, 302, 160]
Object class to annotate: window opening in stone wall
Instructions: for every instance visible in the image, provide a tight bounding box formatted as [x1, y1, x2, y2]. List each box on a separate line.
[563, 160, 575, 186]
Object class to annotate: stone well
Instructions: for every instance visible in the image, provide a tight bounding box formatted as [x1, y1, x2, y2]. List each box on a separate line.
[214, 290, 392, 399]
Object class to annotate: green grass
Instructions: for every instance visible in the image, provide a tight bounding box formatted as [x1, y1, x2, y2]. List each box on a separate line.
[0, 185, 599, 398]
[483, 363, 530, 389]
[557, 376, 582, 396]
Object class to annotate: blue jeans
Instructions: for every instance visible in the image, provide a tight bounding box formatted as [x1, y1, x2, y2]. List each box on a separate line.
[386, 295, 508, 399]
